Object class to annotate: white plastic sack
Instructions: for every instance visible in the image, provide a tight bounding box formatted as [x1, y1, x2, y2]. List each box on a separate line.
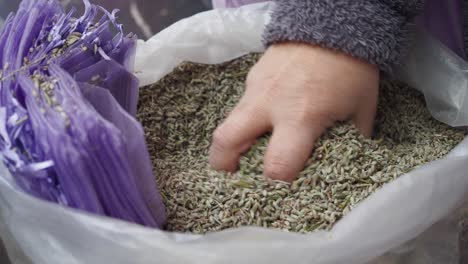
[1, 3, 468, 264]
[397, 29, 468, 127]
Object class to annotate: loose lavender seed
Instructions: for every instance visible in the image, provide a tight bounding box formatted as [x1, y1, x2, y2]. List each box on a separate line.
[137, 54, 465, 234]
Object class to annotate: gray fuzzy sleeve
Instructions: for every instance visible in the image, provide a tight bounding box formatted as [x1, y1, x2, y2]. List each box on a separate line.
[262, 0, 424, 72]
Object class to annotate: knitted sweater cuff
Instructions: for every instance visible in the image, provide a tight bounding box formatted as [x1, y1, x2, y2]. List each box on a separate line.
[262, 0, 424, 72]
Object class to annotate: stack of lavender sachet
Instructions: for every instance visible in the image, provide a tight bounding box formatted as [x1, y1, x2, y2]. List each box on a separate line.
[0, 0, 166, 228]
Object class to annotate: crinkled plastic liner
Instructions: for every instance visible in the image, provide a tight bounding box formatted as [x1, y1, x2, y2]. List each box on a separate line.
[397, 29, 468, 127]
[1, 3, 468, 264]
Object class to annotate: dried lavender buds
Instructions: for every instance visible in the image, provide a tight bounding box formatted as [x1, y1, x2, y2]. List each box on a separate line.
[137, 54, 465, 234]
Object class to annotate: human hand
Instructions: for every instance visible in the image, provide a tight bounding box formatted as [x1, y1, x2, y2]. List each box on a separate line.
[209, 42, 379, 182]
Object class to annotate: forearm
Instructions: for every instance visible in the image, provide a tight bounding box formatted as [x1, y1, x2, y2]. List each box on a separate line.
[263, 0, 425, 72]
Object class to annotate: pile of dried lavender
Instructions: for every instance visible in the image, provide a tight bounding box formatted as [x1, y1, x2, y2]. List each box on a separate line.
[138, 54, 465, 234]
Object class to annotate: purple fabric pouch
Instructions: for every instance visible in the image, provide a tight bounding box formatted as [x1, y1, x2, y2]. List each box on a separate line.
[416, 0, 465, 58]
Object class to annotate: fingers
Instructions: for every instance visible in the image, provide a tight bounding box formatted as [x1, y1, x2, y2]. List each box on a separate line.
[352, 94, 378, 138]
[209, 105, 270, 172]
[263, 124, 322, 182]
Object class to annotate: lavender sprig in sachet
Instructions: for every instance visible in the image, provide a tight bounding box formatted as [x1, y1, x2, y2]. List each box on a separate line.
[0, 0, 166, 228]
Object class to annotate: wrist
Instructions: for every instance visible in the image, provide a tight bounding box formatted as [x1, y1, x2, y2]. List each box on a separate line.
[262, 0, 421, 73]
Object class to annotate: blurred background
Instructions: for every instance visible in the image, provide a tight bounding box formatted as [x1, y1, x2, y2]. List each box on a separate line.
[0, 1, 212, 263]
[0, 0, 212, 39]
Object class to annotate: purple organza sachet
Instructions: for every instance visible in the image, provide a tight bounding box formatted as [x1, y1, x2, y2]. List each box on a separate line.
[0, 0, 166, 228]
